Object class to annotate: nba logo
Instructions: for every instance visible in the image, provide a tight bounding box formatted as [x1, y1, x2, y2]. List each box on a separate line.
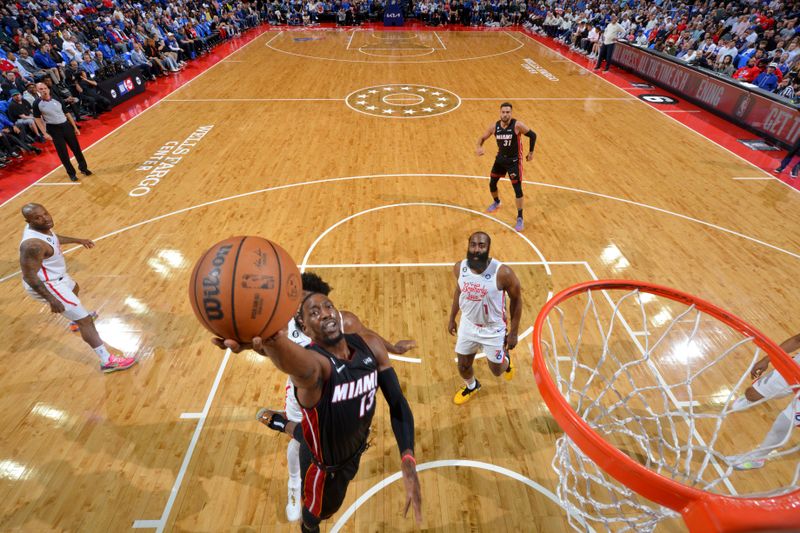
[125, 78, 134, 91]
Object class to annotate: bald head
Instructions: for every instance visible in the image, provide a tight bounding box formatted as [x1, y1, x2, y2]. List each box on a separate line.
[21, 203, 53, 231]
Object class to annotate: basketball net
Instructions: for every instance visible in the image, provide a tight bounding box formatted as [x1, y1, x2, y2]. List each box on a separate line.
[533, 281, 800, 532]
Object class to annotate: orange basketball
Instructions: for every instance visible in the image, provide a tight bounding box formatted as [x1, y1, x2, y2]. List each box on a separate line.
[188, 236, 302, 343]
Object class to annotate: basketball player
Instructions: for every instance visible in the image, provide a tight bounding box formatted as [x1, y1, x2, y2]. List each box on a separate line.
[448, 231, 522, 404]
[256, 272, 416, 522]
[19, 203, 136, 373]
[213, 294, 422, 532]
[476, 102, 537, 232]
[730, 332, 800, 470]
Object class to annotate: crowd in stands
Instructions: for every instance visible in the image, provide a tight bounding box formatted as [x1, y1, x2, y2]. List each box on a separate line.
[0, 0, 261, 170]
[521, 1, 800, 103]
[2, 0, 797, 170]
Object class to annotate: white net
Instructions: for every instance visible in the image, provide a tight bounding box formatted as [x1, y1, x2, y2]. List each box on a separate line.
[536, 286, 800, 533]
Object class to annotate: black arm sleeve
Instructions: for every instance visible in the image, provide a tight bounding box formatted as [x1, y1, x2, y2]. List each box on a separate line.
[525, 129, 537, 152]
[378, 367, 415, 455]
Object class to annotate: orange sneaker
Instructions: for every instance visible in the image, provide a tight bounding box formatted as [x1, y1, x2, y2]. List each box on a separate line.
[101, 354, 137, 374]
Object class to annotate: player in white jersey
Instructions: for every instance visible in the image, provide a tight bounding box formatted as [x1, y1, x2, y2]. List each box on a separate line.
[448, 231, 522, 405]
[19, 204, 136, 373]
[256, 272, 416, 522]
[729, 332, 800, 470]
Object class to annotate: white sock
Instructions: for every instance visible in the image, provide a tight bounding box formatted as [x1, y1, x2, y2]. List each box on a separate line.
[287, 438, 301, 487]
[464, 377, 477, 390]
[94, 345, 111, 364]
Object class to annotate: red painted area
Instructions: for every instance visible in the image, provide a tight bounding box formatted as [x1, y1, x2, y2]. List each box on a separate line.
[2, 23, 794, 203]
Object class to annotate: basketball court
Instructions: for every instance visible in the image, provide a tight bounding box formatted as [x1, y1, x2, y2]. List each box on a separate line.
[0, 28, 798, 531]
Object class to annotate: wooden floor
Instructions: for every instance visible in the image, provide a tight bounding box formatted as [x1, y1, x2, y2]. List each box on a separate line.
[1, 29, 799, 532]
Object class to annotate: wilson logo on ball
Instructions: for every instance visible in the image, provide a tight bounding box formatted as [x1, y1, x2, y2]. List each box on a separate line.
[202, 244, 232, 320]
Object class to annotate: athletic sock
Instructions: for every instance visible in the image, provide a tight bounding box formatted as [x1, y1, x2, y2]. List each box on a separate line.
[94, 345, 111, 364]
[464, 377, 477, 390]
[517, 209, 523, 219]
[287, 438, 301, 487]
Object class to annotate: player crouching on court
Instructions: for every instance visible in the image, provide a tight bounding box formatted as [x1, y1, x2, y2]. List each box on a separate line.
[213, 292, 422, 532]
[448, 231, 522, 404]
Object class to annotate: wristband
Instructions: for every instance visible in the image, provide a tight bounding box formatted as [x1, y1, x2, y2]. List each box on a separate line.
[268, 412, 289, 433]
[401, 453, 416, 465]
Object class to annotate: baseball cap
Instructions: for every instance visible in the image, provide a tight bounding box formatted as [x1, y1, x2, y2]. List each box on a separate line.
[9, 89, 20, 96]
[769, 62, 778, 68]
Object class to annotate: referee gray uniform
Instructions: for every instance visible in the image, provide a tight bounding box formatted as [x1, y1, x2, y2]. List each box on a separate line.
[32, 96, 89, 181]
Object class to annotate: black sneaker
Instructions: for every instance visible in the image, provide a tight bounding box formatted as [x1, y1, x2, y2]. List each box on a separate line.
[80, 169, 93, 176]
[68, 174, 79, 182]
[791, 169, 798, 178]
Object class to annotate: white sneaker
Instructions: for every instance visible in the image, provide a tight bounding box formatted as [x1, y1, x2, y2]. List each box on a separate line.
[730, 396, 752, 412]
[286, 480, 302, 522]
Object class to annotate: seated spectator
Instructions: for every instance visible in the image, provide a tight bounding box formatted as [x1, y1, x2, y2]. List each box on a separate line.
[7, 89, 45, 142]
[80, 51, 100, 79]
[715, 54, 736, 77]
[130, 42, 161, 79]
[14, 48, 47, 81]
[1, 70, 26, 99]
[33, 44, 62, 84]
[754, 63, 780, 91]
[732, 57, 762, 83]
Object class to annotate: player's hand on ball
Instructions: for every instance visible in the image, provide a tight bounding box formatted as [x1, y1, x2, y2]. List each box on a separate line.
[393, 340, 417, 354]
[401, 458, 422, 526]
[211, 338, 253, 353]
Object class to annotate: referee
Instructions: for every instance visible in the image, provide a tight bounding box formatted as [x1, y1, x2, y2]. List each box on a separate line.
[32, 82, 92, 182]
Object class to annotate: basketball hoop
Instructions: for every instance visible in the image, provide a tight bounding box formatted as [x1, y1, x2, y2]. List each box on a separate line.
[532, 280, 800, 532]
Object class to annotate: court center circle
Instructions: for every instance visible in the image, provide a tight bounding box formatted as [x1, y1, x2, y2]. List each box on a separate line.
[345, 84, 461, 119]
[382, 93, 425, 106]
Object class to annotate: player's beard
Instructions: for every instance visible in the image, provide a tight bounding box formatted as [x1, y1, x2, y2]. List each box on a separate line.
[320, 331, 344, 347]
[467, 250, 490, 271]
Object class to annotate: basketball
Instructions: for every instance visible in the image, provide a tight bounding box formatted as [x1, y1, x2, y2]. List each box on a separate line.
[188, 236, 302, 343]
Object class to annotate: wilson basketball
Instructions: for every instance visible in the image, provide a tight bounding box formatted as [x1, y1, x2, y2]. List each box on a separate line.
[189, 236, 302, 342]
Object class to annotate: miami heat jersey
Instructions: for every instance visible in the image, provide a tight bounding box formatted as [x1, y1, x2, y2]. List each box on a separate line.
[300, 334, 379, 467]
[494, 119, 520, 159]
[20, 225, 67, 283]
[458, 259, 506, 328]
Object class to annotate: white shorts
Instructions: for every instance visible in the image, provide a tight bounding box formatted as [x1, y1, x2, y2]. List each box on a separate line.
[284, 378, 302, 423]
[455, 320, 506, 363]
[24, 274, 90, 322]
[753, 354, 800, 399]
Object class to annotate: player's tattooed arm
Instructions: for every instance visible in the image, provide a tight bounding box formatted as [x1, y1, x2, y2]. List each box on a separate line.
[19, 239, 63, 312]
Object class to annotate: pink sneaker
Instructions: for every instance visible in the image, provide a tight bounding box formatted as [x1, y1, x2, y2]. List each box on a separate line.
[101, 354, 137, 373]
[486, 201, 501, 213]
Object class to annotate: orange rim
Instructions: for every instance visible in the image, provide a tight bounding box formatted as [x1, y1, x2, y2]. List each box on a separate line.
[532, 279, 800, 532]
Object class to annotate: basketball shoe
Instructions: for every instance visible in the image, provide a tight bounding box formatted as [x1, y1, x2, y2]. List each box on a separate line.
[514, 217, 524, 231]
[453, 379, 481, 405]
[504, 351, 515, 381]
[486, 200, 501, 213]
[101, 354, 137, 373]
[286, 479, 302, 521]
[733, 458, 765, 470]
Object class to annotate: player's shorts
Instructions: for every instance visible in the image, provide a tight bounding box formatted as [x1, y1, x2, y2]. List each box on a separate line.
[295, 426, 363, 525]
[455, 319, 506, 363]
[284, 378, 303, 423]
[23, 274, 90, 322]
[491, 155, 521, 181]
[752, 354, 800, 399]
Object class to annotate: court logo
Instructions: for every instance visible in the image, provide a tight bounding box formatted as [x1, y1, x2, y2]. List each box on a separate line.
[521, 58, 558, 81]
[345, 84, 461, 119]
